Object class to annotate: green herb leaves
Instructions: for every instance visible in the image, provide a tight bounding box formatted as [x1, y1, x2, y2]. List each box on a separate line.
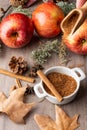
[56, 2, 76, 16]
[12, 5, 32, 17]
[32, 40, 59, 64]
[32, 39, 68, 64]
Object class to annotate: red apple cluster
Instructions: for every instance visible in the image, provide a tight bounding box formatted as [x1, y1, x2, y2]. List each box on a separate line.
[1, 2, 87, 55]
[0, 2, 64, 48]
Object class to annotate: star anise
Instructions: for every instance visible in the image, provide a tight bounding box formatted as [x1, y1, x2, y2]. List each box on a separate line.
[28, 64, 44, 78]
[24, 84, 35, 95]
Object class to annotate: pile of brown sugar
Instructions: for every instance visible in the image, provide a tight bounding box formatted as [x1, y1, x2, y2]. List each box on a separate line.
[43, 72, 77, 97]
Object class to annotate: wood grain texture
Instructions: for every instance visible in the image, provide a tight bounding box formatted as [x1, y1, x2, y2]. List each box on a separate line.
[0, 0, 87, 130]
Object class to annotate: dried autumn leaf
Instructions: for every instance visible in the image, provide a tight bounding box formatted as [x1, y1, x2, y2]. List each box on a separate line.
[34, 105, 79, 130]
[0, 86, 35, 124]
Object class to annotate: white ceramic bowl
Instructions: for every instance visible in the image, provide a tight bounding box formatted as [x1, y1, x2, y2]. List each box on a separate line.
[34, 66, 86, 105]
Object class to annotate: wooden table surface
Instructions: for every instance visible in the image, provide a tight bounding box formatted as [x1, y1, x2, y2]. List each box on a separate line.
[0, 0, 87, 130]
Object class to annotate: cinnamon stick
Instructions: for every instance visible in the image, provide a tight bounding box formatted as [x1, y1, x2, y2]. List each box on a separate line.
[0, 68, 35, 83]
[37, 70, 63, 102]
[16, 79, 22, 88]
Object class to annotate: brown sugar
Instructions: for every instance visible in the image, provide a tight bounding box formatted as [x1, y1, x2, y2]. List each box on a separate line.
[63, 12, 79, 35]
[43, 72, 77, 97]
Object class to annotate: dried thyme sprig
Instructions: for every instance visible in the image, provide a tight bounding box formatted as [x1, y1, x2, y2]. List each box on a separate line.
[56, 2, 75, 15]
[32, 40, 69, 65]
[11, 5, 32, 17]
[32, 39, 59, 64]
[58, 42, 68, 64]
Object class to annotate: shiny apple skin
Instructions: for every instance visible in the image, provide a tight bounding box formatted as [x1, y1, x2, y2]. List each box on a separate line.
[0, 13, 34, 48]
[63, 19, 87, 54]
[32, 2, 64, 38]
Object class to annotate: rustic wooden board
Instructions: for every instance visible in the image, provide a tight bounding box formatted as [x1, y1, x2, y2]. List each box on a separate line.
[0, 0, 87, 130]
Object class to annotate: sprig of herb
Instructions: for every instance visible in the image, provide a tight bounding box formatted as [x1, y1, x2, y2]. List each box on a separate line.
[56, 1, 76, 15]
[58, 42, 68, 64]
[11, 5, 32, 17]
[32, 39, 69, 65]
[32, 39, 59, 64]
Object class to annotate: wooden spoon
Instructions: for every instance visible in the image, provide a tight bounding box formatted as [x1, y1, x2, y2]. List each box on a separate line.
[61, 2, 87, 35]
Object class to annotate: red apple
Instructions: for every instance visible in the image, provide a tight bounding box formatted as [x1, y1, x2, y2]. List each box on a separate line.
[32, 2, 64, 38]
[0, 13, 34, 48]
[62, 19, 87, 54]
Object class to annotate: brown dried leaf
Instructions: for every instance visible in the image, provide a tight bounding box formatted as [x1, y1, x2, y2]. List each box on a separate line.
[34, 105, 79, 130]
[0, 86, 35, 124]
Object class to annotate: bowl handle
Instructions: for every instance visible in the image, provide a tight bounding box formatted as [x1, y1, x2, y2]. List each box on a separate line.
[34, 83, 47, 98]
[71, 67, 86, 81]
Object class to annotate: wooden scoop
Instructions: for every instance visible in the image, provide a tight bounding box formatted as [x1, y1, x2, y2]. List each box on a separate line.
[61, 2, 87, 35]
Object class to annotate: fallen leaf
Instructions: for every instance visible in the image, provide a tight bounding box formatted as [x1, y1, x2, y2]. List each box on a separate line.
[34, 105, 79, 130]
[0, 86, 35, 124]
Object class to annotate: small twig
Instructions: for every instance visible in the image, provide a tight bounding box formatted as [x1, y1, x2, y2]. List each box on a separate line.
[4, 5, 12, 13]
[0, 5, 12, 21]
[15, 79, 22, 88]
